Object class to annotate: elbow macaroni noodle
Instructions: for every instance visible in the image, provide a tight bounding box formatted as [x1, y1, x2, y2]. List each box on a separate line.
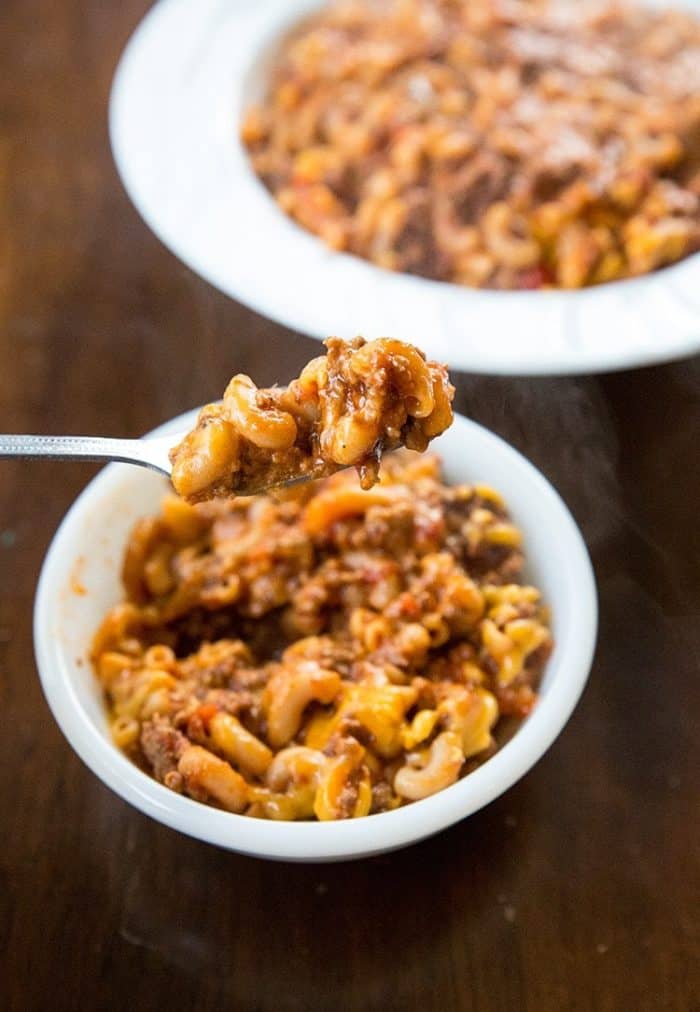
[93, 450, 552, 820]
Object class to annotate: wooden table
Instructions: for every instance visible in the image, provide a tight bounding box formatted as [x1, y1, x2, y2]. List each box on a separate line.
[1, 4, 698, 1010]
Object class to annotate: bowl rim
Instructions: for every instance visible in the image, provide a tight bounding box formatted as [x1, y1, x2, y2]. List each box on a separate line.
[107, 0, 700, 377]
[33, 410, 598, 861]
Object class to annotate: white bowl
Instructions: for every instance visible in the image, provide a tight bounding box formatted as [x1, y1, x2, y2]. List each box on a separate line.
[34, 410, 597, 861]
[108, 0, 700, 376]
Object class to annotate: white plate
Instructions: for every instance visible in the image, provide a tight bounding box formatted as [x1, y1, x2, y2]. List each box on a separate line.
[34, 410, 597, 861]
[109, 0, 700, 375]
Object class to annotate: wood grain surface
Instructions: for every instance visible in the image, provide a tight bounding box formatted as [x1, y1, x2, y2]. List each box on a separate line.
[1, 3, 698, 1010]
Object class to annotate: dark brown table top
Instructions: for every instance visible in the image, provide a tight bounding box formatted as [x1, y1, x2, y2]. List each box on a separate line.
[1, 3, 699, 1010]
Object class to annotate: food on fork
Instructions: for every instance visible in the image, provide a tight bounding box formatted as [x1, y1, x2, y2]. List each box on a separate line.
[169, 337, 454, 501]
[242, 0, 700, 290]
[92, 451, 552, 821]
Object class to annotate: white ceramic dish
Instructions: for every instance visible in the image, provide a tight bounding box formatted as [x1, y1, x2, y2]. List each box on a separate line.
[34, 409, 597, 861]
[109, 0, 700, 376]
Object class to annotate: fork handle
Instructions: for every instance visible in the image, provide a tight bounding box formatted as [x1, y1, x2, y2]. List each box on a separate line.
[0, 434, 154, 468]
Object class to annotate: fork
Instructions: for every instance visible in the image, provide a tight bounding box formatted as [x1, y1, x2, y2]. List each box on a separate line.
[0, 432, 313, 492]
[0, 433, 181, 478]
